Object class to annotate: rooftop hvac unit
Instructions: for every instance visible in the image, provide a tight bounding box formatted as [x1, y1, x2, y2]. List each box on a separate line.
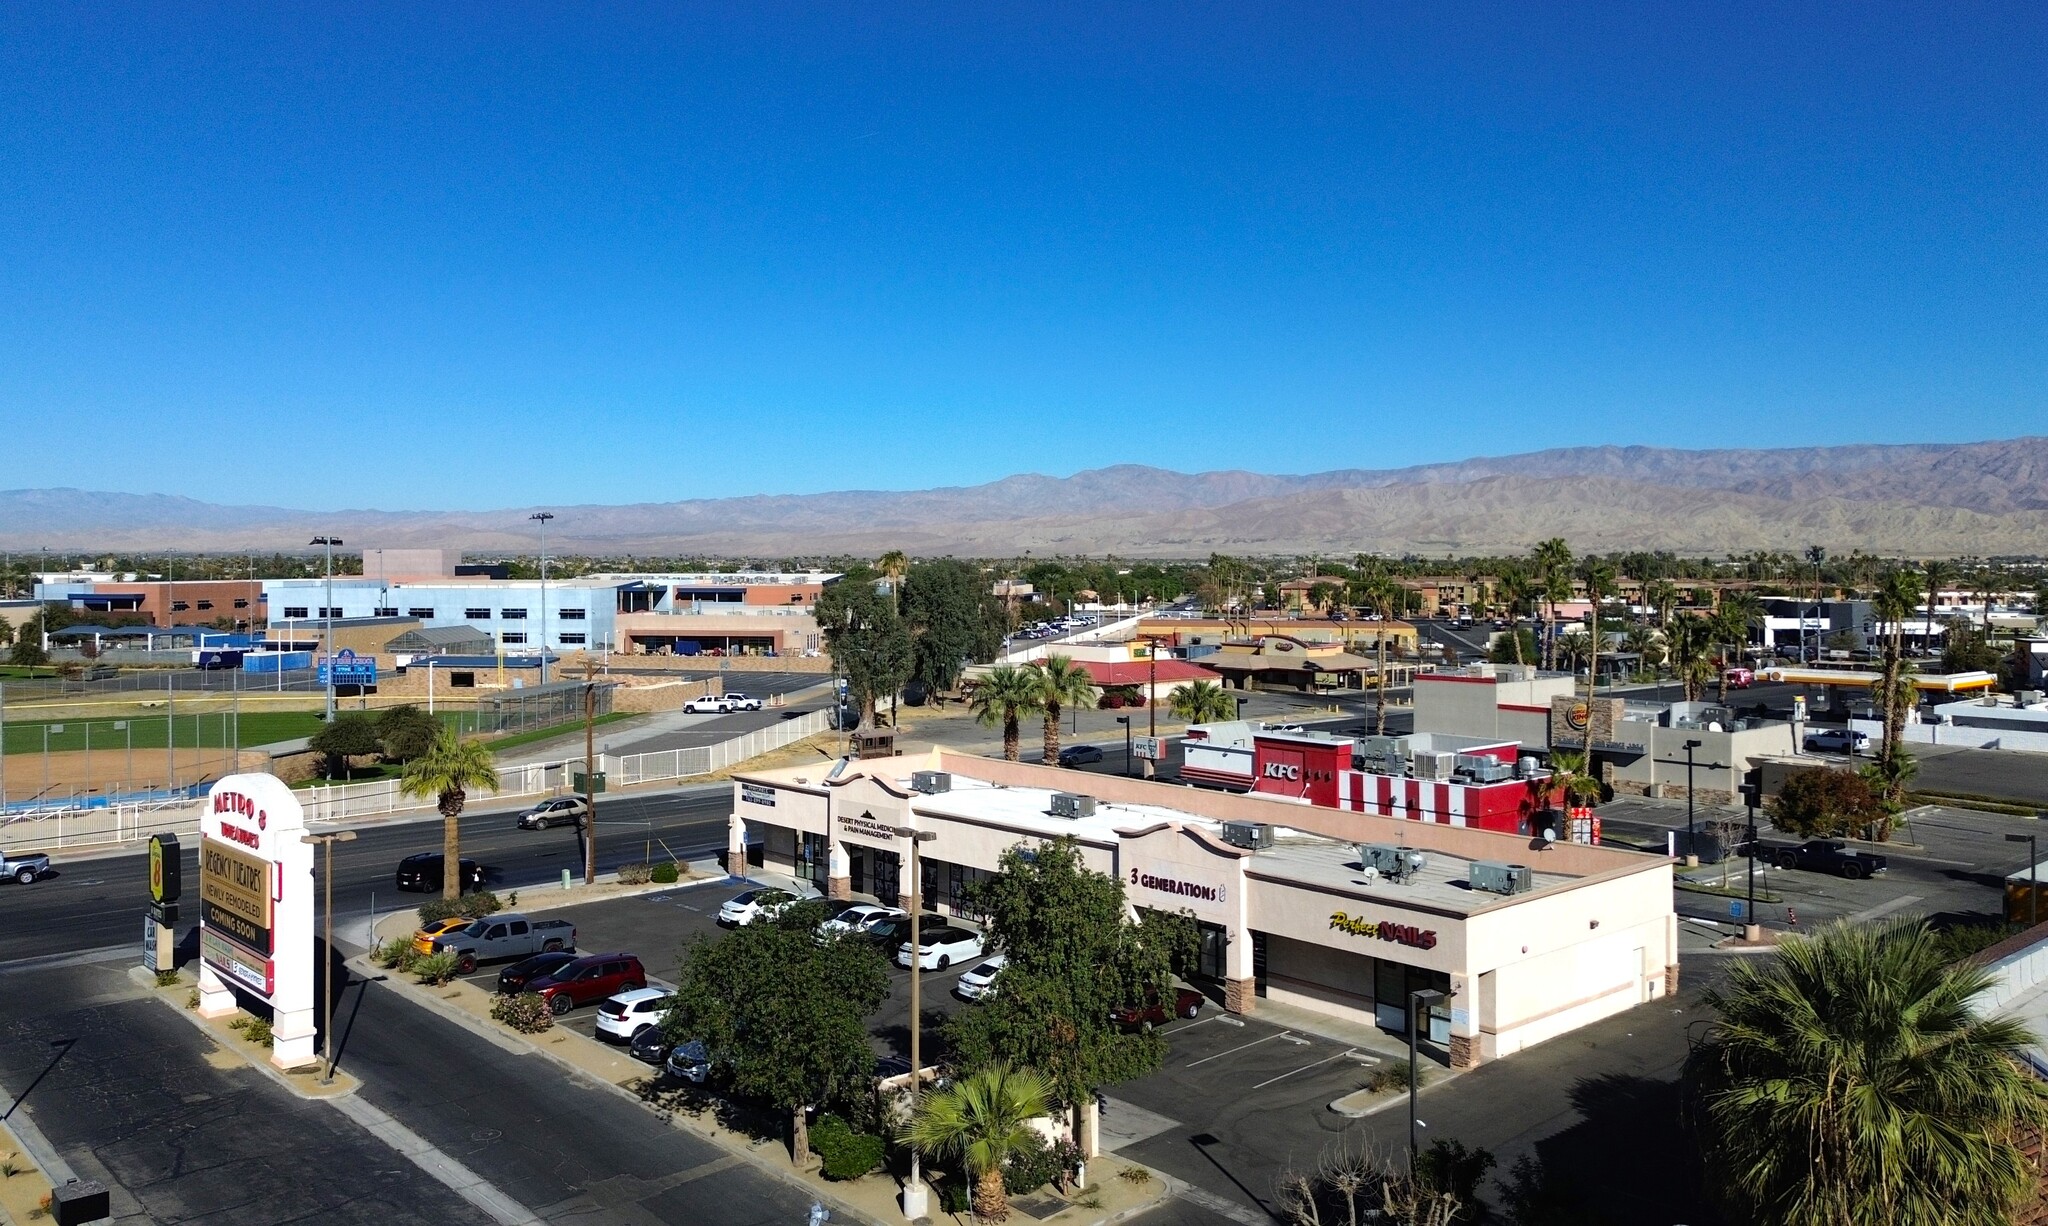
[1467, 759, 1514, 783]
[910, 770, 952, 795]
[1517, 755, 1541, 778]
[1222, 821, 1275, 850]
[1414, 751, 1458, 781]
[1468, 861, 1533, 896]
[1358, 843, 1427, 882]
[1049, 792, 1097, 819]
[1358, 736, 1402, 760]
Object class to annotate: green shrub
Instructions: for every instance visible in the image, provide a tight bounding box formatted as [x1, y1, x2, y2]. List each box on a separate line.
[1003, 1130, 1063, 1194]
[618, 862, 654, 885]
[811, 1114, 885, 1181]
[489, 992, 556, 1034]
[414, 952, 460, 986]
[417, 890, 502, 926]
[651, 861, 680, 885]
[1363, 1061, 1427, 1094]
[228, 1016, 274, 1047]
[372, 937, 413, 969]
[153, 969, 180, 988]
[939, 1175, 972, 1215]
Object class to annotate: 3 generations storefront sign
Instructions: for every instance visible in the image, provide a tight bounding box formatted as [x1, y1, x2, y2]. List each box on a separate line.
[1329, 910, 1439, 950]
[1129, 868, 1226, 903]
[201, 927, 274, 995]
[741, 783, 777, 807]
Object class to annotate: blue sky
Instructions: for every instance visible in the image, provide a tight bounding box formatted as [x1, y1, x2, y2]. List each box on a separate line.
[2, 3, 2043, 510]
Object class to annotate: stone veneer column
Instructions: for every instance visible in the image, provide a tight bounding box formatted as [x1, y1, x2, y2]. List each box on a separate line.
[1223, 977, 1257, 1015]
[826, 840, 851, 900]
[1665, 963, 1680, 995]
[1448, 1033, 1480, 1069]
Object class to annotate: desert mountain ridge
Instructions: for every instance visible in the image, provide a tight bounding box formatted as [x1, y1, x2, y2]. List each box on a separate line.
[4, 437, 2047, 557]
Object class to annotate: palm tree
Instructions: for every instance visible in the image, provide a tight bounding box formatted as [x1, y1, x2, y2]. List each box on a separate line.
[908, 1063, 1052, 1222]
[1531, 538, 1573, 669]
[399, 729, 501, 900]
[1169, 680, 1236, 724]
[1871, 568, 1920, 805]
[1580, 558, 1615, 696]
[1647, 579, 1681, 628]
[1547, 749, 1602, 815]
[1029, 655, 1099, 766]
[1713, 592, 1763, 702]
[1685, 918, 2048, 1226]
[1622, 625, 1664, 675]
[878, 550, 910, 724]
[969, 666, 1043, 762]
[1665, 614, 1712, 701]
[1493, 566, 1534, 666]
[1921, 559, 1953, 644]
[1360, 572, 1400, 734]
[1802, 545, 1826, 662]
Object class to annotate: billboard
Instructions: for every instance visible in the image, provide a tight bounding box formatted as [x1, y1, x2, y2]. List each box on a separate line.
[194, 774, 315, 1069]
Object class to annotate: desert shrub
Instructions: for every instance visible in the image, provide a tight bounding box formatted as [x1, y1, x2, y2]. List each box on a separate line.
[617, 862, 654, 885]
[372, 937, 414, 969]
[651, 861, 680, 884]
[490, 992, 556, 1034]
[811, 1114, 885, 1181]
[154, 969, 180, 987]
[1363, 1061, 1428, 1094]
[414, 951, 460, 986]
[229, 1016, 275, 1047]
[417, 890, 502, 926]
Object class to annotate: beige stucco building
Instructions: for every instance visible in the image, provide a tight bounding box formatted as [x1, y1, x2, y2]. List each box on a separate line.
[726, 750, 1677, 1069]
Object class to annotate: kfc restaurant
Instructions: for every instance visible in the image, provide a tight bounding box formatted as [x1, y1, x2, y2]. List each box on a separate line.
[726, 751, 1675, 1068]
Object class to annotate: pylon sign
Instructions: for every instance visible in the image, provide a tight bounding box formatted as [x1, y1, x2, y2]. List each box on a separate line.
[194, 773, 315, 1069]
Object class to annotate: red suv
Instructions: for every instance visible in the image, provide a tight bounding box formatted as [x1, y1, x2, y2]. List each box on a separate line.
[1111, 986, 1205, 1030]
[527, 953, 647, 1015]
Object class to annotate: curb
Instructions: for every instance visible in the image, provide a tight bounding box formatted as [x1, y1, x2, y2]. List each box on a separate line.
[131, 965, 362, 1102]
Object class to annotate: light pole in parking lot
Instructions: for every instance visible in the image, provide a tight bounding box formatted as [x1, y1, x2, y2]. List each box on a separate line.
[301, 828, 357, 1085]
[2009, 832, 2039, 928]
[530, 512, 554, 685]
[1683, 738, 1702, 867]
[889, 824, 938, 1220]
[1408, 987, 1446, 1167]
[310, 536, 343, 721]
[1116, 715, 1132, 778]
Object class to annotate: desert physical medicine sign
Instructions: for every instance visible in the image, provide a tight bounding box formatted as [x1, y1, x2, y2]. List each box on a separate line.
[195, 773, 317, 1068]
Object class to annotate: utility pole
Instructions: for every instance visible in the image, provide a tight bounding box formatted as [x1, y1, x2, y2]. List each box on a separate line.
[301, 829, 356, 1085]
[582, 679, 598, 884]
[310, 536, 343, 720]
[530, 512, 554, 685]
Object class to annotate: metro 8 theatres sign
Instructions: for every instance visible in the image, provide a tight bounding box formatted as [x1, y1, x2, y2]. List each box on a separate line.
[195, 773, 317, 1069]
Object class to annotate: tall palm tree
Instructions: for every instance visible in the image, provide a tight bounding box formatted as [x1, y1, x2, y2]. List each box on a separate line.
[1871, 568, 1920, 804]
[969, 666, 1043, 763]
[908, 1063, 1052, 1222]
[1973, 567, 2002, 635]
[1029, 655, 1099, 766]
[1622, 625, 1664, 674]
[1580, 558, 1615, 696]
[1493, 566, 1535, 666]
[1531, 538, 1573, 669]
[1547, 749, 1602, 815]
[399, 729, 501, 901]
[1712, 592, 1764, 702]
[1685, 918, 2048, 1226]
[1921, 558, 1954, 644]
[878, 550, 910, 724]
[1802, 545, 1826, 662]
[1665, 614, 1712, 701]
[1647, 579, 1681, 628]
[1361, 573, 1400, 734]
[1168, 680, 1236, 724]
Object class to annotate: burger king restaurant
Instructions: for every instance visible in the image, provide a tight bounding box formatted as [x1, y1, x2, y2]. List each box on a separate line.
[725, 751, 1677, 1068]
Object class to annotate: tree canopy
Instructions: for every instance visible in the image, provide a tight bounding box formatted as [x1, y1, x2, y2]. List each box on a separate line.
[815, 571, 913, 725]
[309, 712, 382, 779]
[901, 558, 1007, 696]
[375, 704, 441, 762]
[1769, 767, 1885, 839]
[667, 904, 892, 1162]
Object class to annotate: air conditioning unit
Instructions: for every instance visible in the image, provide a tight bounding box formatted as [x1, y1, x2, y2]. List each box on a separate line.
[1049, 792, 1097, 819]
[1468, 759, 1513, 783]
[1222, 821, 1274, 849]
[1414, 751, 1458, 781]
[1517, 755, 1541, 778]
[1358, 844, 1426, 882]
[911, 771, 952, 795]
[1469, 861, 1533, 896]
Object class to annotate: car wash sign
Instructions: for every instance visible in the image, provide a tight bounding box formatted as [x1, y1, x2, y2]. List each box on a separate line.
[196, 774, 317, 1068]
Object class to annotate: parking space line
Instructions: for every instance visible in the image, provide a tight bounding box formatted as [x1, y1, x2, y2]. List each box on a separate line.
[1186, 1031, 1294, 1067]
[1251, 1048, 1359, 1090]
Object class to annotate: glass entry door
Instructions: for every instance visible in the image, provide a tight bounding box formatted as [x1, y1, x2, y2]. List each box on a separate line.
[872, 851, 901, 908]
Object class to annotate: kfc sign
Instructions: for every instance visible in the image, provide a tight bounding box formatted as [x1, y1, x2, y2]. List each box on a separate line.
[1263, 762, 1300, 782]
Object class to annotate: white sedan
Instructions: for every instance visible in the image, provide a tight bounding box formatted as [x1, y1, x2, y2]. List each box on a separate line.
[895, 925, 985, 971]
[818, 903, 903, 937]
[685, 696, 731, 714]
[717, 887, 814, 927]
[954, 954, 1007, 1001]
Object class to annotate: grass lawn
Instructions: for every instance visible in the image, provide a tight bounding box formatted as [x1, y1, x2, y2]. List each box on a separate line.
[0, 710, 329, 754]
[483, 710, 636, 754]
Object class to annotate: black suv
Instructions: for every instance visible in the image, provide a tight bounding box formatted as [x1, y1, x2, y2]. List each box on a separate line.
[395, 853, 486, 894]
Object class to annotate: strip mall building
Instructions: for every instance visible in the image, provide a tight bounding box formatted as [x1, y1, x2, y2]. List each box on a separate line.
[726, 751, 1676, 1068]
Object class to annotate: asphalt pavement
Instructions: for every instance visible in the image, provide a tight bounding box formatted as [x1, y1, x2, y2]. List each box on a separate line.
[0, 786, 735, 963]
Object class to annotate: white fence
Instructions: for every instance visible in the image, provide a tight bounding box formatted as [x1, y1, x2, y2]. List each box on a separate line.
[2, 708, 836, 854]
[1000, 613, 1146, 663]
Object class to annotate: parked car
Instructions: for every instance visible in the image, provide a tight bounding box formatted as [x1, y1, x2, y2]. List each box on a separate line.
[0, 849, 50, 885]
[818, 902, 902, 937]
[630, 1024, 674, 1065]
[717, 886, 817, 927]
[426, 914, 578, 973]
[1111, 986, 1206, 1029]
[895, 925, 985, 971]
[516, 797, 588, 830]
[596, 987, 675, 1043]
[496, 951, 579, 995]
[395, 853, 485, 894]
[684, 696, 731, 714]
[665, 1038, 712, 1084]
[1743, 838, 1889, 879]
[722, 692, 764, 711]
[954, 954, 1007, 1002]
[1058, 744, 1104, 767]
[1804, 728, 1870, 754]
[527, 953, 647, 1015]
[859, 914, 947, 950]
[412, 915, 475, 956]
[1724, 667, 1756, 689]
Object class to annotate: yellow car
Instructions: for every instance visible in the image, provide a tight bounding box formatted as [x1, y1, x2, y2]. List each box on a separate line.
[413, 916, 473, 955]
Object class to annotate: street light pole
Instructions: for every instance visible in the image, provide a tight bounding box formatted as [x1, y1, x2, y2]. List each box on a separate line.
[1408, 987, 1446, 1168]
[1116, 715, 1132, 778]
[530, 512, 554, 685]
[2009, 832, 2040, 928]
[310, 536, 343, 721]
[1683, 738, 1702, 868]
[891, 825, 939, 1220]
[583, 682, 598, 885]
[301, 828, 357, 1085]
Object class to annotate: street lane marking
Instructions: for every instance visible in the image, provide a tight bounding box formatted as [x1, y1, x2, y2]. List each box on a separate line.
[1252, 1049, 1360, 1090]
[1847, 894, 1924, 925]
[1186, 1031, 1294, 1067]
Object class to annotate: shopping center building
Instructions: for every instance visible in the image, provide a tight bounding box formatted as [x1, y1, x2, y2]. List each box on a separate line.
[725, 750, 1677, 1067]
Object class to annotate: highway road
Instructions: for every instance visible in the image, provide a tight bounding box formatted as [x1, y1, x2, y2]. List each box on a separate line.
[0, 786, 736, 964]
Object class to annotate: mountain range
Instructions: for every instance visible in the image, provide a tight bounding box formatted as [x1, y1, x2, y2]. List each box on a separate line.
[5, 437, 2048, 558]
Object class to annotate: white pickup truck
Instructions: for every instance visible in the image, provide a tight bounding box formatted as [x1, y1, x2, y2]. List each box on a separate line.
[0, 849, 51, 885]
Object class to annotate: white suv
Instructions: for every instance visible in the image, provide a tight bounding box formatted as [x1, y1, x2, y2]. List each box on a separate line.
[722, 692, 764, 711]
